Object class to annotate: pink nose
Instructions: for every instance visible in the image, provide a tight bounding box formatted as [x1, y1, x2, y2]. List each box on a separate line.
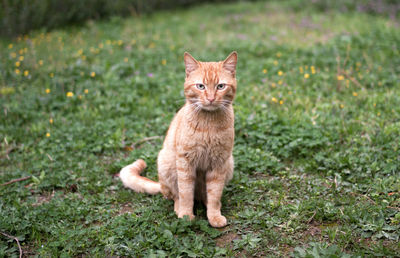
[207, 98, 215, 103]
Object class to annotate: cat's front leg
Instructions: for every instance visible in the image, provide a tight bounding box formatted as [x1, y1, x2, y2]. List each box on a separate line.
[205, 159, 233, 228]
[176, 155, 196, 220]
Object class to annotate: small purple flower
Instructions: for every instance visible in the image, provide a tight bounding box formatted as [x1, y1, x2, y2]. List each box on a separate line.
[147, 73, 154, 77]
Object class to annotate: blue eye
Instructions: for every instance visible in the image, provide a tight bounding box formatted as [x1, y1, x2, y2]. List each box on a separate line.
[196, 84, 205, 90]
[217, 84, 225, 90]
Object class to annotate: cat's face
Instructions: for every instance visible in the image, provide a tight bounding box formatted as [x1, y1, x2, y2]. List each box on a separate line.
[183, 52, 237, 111]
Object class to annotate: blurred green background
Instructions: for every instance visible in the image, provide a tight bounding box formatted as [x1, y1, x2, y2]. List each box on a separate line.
[1, 0, 399, 37]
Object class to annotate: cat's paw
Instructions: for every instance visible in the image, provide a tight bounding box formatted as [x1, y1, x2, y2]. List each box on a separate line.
[208, 215, 227, 228]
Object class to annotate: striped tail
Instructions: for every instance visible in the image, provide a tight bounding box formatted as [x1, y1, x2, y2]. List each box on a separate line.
[119, 159, 161, 195]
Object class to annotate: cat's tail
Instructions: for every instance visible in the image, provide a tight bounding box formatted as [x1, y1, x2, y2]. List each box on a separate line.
[119, 159, 161, 195]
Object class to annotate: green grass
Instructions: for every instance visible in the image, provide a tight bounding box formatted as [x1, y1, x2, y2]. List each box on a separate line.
[1, 1, 400, 256]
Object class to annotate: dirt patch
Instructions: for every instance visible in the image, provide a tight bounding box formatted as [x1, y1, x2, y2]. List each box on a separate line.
[304, 223, 322, 238]
[32, 190, 55, 206]
[117, 203, 135, 215]
[21, 243, 37, 257]
[215, 231, 240, 249]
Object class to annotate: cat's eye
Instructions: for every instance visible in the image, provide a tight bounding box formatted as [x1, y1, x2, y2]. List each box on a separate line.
[196, 84, 206, 90]
[217, 84, 226, 90]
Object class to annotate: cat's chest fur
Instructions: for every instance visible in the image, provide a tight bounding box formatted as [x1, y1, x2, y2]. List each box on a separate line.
[176, 107, 234, 171]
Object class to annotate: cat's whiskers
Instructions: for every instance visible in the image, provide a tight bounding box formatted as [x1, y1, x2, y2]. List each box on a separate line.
[175, 99, 187, 104]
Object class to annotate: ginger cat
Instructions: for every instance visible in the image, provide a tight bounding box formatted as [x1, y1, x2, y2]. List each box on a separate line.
[119, 51, 237, 228]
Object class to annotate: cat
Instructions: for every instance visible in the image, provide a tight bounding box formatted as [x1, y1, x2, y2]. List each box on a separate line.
[119, 51, 237, 228]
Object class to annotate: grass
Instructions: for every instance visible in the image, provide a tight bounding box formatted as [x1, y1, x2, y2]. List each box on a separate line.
[1, 0, 400, 256]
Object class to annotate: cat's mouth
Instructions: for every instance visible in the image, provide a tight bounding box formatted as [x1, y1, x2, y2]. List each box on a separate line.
[200, 103, 220, 111]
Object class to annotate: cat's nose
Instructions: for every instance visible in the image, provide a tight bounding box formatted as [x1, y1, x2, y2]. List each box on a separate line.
[207, 97, 215, 103]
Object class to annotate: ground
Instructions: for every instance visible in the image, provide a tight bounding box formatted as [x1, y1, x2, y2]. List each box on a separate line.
[1, 1, 400, 256]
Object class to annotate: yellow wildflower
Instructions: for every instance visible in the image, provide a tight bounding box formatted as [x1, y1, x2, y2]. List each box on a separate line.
[262, 69, 267, 74]
[131, 39, 136, 45]
[373, 103, 376, 107]
[271, 97, 278, 103]
[39, 60, 43, 66]
[15, 61, 20, 67]
[271, 82, 276, 88]
[46, 88, 51, 94]
[15, 69, 20, 75]
[19, 49, 24, 55]
[311, 66, 316, 74]
[106, 40, 111, 45]
[149, 42, 155, 48]
[19, 56, 24, 61]
[337, 75, 344, 81]
[276, 52, 281, 58]
[117, 40, 123, 46]
[278, 80, 283, 85]
[0, 87, 15, 95]
[299, 66, 304, 74]
[98, 43, 104, 48]
[24, 70, 29, 76]
[11, 52, 17, 58]
[77, 49, 83, 55]
[352, 92, 358, 97]
[304, 73, 310, 79]
[46, 132, 51, 137]
[78, 95, 82, 99]
[162, 59, 167, 66]
[340, 104, 344, 109]
[8, 44, 13, 49]
[377, 112, 381, 116]
[49, 118, 53, 124]
[90, 72, 96, 77]
[66, 92, 74, 97]
[279, 100, 284, 105]
[81, 55, 86, 60]
[84, 89, 89, 94]
[278, 71, 283, 76]
[50, 73, 54, 78]
[273, 60, 278, 66]
[124, 57, 128, 63]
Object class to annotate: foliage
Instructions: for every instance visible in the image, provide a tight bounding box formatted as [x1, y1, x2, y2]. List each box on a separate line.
[1, 0, 400, 256]
[0, 0, 239, 37]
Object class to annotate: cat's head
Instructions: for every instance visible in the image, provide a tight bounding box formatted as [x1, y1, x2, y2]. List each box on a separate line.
[183, 52, 237, 111]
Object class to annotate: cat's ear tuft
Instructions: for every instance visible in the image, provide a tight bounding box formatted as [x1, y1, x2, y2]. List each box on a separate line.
[184, 52, 199, 76]
[223, 51, 237, 75]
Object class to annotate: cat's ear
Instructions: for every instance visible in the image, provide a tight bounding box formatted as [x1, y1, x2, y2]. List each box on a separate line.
[223, 51, 237, 75]
[184, 52, 199, 76]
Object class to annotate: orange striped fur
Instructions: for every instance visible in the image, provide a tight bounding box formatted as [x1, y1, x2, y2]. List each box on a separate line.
[119, 52, 237, 227]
